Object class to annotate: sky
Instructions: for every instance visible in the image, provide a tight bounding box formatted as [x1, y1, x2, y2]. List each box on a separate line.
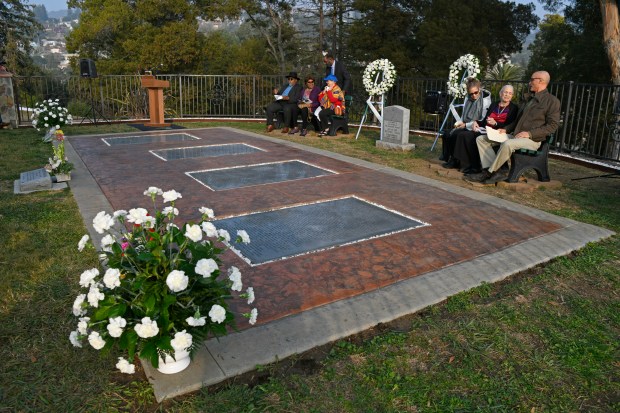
[31, 0, 549, 16]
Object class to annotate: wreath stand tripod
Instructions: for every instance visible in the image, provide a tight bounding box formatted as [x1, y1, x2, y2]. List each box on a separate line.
[355, 71, 385, 140]
[79, 77, 110, 126]
[430, 70, 471, 151]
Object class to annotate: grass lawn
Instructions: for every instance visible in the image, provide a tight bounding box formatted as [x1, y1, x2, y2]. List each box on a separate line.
[0, 122, 618, 412]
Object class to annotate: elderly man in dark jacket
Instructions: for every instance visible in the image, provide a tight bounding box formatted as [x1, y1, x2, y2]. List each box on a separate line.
[470, 70, 561, 184]
[266, 72, 304, 134]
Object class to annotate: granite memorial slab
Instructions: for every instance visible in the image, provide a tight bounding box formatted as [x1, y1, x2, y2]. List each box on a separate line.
[377, 105, 415, 151]
[187, 160, 336, 191]
[102, 133, 199, 146]
[150, 143, 264, 161]
[14, 168, 66, 194]
[214, 196, 428, 265]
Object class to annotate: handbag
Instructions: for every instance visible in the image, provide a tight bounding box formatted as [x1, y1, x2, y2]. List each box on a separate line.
[334, 105, 343, 116]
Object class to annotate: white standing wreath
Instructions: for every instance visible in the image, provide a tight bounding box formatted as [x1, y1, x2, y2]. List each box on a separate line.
[362, 59, 397, 97]
[447, 54, 481, 98]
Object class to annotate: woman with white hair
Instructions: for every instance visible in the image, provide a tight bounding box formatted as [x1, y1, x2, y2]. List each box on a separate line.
[454, 84, 519, 175]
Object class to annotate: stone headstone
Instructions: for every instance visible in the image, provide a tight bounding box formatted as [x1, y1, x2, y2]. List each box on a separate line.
[376, 105, 415, 151]
[14, 168, 66, 194]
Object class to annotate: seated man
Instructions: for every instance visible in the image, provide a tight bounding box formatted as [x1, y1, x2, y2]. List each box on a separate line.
[468, 70, 560, 184]
[266, 72, 303, 133]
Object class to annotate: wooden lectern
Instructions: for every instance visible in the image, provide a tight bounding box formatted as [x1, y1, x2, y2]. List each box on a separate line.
[140, 75, 170, 127]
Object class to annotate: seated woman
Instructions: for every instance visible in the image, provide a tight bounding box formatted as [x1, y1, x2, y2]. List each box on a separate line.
[441, 77, 491, 169]
[316, 74, 345, 137]
[292, 76, 321, 136]
[453, 84, 518, 174]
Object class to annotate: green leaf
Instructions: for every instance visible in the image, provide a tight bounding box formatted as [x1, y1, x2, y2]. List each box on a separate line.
[143, 293, 157, 315]
[140, 339, 160, 368]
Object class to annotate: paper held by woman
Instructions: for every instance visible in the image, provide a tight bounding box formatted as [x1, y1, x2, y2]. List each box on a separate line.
[486, 126, 508, 142]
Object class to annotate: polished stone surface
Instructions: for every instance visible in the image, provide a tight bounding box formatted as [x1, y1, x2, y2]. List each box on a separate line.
[188, 160, 335, 190]
[151, 143, 263, 161]
[102, 133, 199, 146]
[215, 196, 427, 264]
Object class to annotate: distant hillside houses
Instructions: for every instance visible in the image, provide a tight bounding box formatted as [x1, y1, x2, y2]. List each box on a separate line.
[31, 16, 79, 72]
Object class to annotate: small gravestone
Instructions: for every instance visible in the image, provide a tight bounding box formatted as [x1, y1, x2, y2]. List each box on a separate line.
[376, 105, 415, 151]
[14, 168, 66, 194]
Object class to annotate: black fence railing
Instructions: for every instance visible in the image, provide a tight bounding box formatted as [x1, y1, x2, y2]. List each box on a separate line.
[12, 74, 620, 164]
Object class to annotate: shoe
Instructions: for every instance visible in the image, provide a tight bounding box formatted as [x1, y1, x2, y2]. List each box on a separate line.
[318, 129, 330, 137]
[300, 129, 307, 137]
[266, 125, 274, 132]
[281, 127, 289, 133]
[439, 154, 446, 161]
[441, 159, 456, 169]
[288, 127, 299, 135]
[464, 170, 491, 183]
[482, 171, 508, 185]
[463, 167, 481, 175]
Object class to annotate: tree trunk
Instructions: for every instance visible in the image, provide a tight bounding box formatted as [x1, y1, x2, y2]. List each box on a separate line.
[599, 0, 620, 85]
[319, 0, 324, 51]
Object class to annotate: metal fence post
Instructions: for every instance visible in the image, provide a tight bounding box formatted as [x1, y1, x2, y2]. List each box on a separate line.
[559, 81, 574, 152]
[178, 74, 183, 119]
[253, 76, 256, 119]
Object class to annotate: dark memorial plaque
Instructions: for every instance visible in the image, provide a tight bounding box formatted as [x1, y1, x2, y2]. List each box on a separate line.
[102, 133, 199, 146]
[214, 197, 428, 265]
[188, 160, 335, 190]
[151, 143, 263, 161]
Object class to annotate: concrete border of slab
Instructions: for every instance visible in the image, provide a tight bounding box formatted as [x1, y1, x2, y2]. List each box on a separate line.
[64, 127, 615, 402]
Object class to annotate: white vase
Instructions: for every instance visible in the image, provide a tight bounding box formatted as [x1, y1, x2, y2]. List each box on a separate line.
[157, 349, 190, 374]
[54, 173, 71, 182]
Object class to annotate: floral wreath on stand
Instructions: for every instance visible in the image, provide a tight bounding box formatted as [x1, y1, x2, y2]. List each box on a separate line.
[362, 59, 397, 97]
[447, 54, 481, 99]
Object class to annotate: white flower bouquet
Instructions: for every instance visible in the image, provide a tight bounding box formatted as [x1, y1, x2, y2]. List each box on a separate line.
[31, 99, 72, 136]
[447, 54, 481, 99]
[362, 59, 397, 97]
[70, 187, 257, 374]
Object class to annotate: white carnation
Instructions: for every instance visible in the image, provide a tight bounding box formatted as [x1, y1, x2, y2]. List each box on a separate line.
[208, 304, 226, 324]
[116, 357, 135, 374]
[88, 331, 106, 350]
[170, 330, 193, 352]
[184, 224, 202, 242]
[195, 258, 218, 277]
[166, 270, 188, 292]
[103, 268, 121, 289]
[134, 317, 159, 338]
[93, 211, 115, 234]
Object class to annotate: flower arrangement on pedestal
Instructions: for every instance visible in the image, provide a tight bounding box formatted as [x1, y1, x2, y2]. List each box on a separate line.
[362, 59, 397, 97]
[447, 54, 481, 99]
[30, 99, 72, 141]
[69, 187, 257, 374]
[44, 129, 74, 179]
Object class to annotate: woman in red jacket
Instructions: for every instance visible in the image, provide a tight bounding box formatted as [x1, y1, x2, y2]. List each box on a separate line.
[316, 74, 345, 137]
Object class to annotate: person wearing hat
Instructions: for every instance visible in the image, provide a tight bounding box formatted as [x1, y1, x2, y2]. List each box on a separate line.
[316, 74, 345, 137]
[265, 71, 304, 133]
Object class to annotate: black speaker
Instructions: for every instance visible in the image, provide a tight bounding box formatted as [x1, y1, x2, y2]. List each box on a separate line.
[423, 90, 448, 114]
[79, 58, 97, 78]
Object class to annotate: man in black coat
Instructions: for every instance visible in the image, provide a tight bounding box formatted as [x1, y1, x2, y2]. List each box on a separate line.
[323, 51, 352, 95]
[265, 71, 304, 133]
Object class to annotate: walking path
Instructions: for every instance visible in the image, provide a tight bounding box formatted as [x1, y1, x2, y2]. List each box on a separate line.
[65, 127, 614, 402]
